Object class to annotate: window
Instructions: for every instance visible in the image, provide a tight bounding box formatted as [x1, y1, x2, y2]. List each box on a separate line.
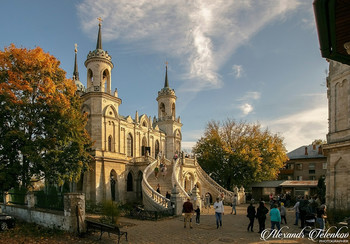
[287, 163, 294, 170]
[323, 163, 327, 170]
[309, 163, 315, 170]
[296, 176, 303, 181]
[127, 172, 133, 191]
[296, 164, 303, 170]
[309, 170, 315, 174]
[127, 133, 133, 157]
[309, 176, 316, 180]
[108, 135, 112, 151]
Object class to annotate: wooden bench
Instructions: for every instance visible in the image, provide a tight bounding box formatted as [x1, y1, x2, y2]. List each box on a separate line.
[85, 219, 128, 243]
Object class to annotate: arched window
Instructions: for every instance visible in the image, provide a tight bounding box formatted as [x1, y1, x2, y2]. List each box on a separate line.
[172, 103, 175, 119]
[108, 135, 112, 151]
[88, 69, 93, 84]
[141, 137, 147, 156]
[110, 170, 118, 201]
[127, 172, 133, 191]
[159, 103, 165, 118]
[127, 133, 133, 157]
[155, 140, 160, 158]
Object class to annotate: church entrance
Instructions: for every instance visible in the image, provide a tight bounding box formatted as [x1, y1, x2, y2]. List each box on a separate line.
[110, 170, 119, 201]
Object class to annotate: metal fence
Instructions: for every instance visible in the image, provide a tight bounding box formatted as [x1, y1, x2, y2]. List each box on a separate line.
[126, 206, 174, 221]
[0, 192, 3, 203]
[34, 191, 64, 211]
[8, 192, 26, 205]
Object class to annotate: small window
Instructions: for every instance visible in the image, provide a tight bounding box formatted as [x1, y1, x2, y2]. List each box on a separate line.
[296, 164, 303, 170]
[309, 170, 315, 174]
[322, 163, 327, 170]
[127, 172, 133, 191]
[309, 176, 316, 180]
[309, 163, 315, 170]
[296, 176, 303, 181]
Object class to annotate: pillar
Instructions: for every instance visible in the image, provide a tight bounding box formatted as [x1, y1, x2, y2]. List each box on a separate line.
[191, 186, 201, 210]
[171, 184, 183, 215]
[64, 193, 85, 233]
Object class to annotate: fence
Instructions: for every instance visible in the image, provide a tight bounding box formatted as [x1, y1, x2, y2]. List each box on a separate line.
[8, 192, 26, 205]
[34, 191, 64, 211]
[125, 205, 174, 220]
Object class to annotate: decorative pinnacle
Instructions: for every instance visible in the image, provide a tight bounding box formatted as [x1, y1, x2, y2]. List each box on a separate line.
[74, 43, 78, 53]
[164, 61, 169, 88]
[97, 17, 103, 26]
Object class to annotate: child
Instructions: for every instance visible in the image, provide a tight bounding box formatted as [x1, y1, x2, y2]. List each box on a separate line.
[280, 202, 287, 224]
[195, 206, 200, 225]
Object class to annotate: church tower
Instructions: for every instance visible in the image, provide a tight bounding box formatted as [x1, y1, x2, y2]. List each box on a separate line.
[156, 63, 182, 159]
[81, 18, 121, 151]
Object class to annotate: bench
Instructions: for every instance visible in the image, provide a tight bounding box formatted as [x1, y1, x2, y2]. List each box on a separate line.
[85, 219, 128, 243]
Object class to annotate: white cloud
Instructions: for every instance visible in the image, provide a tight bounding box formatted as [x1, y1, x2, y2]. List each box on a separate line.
[237, 91, 261, 101]
[240, 103, 254, 115]
[262, 94, 328, 152]
[232, 64, 244, 78]
[77, 0, 302, 92]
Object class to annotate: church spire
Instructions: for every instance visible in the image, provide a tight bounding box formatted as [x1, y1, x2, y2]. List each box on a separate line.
[164, 61, 169, 88]
[73, 43, 79, 80]
[96, 17, 103, 50]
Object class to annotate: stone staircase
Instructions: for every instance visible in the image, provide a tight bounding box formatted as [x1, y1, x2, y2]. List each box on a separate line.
[147, 163, 173, 197]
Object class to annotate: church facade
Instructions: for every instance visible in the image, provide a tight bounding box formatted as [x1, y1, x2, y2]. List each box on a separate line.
[73, 22, 182, 204]
[323, 60, 350, 210]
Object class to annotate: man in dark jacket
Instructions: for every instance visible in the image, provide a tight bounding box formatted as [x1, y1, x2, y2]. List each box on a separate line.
[183, 198, 194, 228]
[256, 201, 269, 233]
[247, 202, 256, 232]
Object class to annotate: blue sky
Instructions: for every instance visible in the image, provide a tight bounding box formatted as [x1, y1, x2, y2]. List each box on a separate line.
[1, 0, 328, 152]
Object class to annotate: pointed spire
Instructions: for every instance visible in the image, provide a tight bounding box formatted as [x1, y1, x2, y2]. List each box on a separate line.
[73, 44, 79, 80]
[96, 17, 103, 50]
[164, 61, 169, 88]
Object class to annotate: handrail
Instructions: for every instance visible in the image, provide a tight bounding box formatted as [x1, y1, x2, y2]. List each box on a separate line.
[172, 158, 190, 201]
[142, 158, 170, 210]
[195, 162, 234, 202]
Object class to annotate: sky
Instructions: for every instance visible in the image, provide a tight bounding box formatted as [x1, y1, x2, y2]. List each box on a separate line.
[1, 0, 329, 152]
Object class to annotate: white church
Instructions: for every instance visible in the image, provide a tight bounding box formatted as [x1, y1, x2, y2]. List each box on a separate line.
[72, 21, 244, 211]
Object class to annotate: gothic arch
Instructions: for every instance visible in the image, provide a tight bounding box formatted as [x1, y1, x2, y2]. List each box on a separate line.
[127, 133, 133, 157]
[87, 69, 93, 86]
[108, 135, 112, 151]
[127, 171, 134, 192]
[136, 171, 143, 201]
[103, 104, 118, 118]
[141, 136, 147, 156]
[183, 171, 195, 193]
[102, 68, 111, 93]
[155, 140, 160, 158]
[140, 114, 148, 128]
[110, 170, 119, 201]
[171, 103, 175, 119]
[159, 103, 166, 118]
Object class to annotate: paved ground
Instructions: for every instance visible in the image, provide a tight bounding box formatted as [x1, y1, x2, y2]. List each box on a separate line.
[86, 204, 316, 244]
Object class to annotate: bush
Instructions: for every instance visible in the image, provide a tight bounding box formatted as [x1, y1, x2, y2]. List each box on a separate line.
[100, 200, 121, 225]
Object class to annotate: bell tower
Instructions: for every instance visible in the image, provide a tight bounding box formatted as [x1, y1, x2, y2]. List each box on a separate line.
[84, 17, 113, 94]
[156, 62, 182, 159]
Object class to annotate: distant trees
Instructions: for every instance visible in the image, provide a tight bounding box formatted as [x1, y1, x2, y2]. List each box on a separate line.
[0, 44, 93, 191]
[193, 119, 288, 189]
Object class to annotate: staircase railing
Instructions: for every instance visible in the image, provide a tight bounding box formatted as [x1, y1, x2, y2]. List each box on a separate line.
[172, 158, 190, 201]
[195, 162, 234, 202]
[142, 158, 170, 210]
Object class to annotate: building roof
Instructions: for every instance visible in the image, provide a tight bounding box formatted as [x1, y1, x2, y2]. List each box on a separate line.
[280, 180, 318, 187]
[251, 180, 285, 188]
[287, 144, 325, 159]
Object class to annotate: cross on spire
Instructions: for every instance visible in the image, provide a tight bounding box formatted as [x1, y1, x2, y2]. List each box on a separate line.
[97, 17, 103, 26]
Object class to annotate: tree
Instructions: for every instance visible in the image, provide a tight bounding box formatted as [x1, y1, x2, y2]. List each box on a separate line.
[193, 119, 288, 189]
[0, 44, 93, 191]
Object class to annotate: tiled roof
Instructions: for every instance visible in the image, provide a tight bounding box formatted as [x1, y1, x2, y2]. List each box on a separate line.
[287, 144, 326, 159]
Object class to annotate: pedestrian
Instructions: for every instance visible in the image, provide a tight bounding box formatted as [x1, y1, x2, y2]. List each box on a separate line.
[256, 201, 269, 233]
[299, 195, 310, 228]
[161, 164, 167, 178]
[156, 183, 161, 194]
[291, 196, 300, 226]
[195, 206, 200, 225]
[154, 165, 159, 179]
[231, 194, 238, 215]
[166, 191, 170, 199]
[213, 197, 224, 229]
[280, 202, 287, 224]
[270, 204, 281, 230]
[247, 202, 256, 232]
[316, 204, 327, 229]
[182, 198, 194, 229]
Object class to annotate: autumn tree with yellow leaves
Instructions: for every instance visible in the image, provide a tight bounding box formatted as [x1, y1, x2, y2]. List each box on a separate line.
[193, 119, 288, 189]
[0, 44, 93, 191]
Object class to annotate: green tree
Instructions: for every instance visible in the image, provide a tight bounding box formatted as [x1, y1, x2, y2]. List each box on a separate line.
[193, 119, 288, 189]
[0, 44, 93, 191]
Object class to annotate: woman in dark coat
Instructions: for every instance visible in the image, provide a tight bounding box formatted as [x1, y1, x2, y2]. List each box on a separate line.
[256, 201, 269, 233]
[247, 202, 256, 232]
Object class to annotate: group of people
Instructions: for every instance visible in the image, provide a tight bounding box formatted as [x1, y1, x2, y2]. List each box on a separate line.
[154, 161, 167, 179]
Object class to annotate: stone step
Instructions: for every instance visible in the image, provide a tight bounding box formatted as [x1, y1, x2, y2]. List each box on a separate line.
[147, 165, 173, 196]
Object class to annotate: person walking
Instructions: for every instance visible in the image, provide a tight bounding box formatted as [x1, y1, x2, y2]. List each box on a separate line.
[280, 202, 287, 224]
[316, 204, 327, 229]
[195, 206, 201, 225]
[154, 165, 159, 179]
[291, 196, 300, 226]
[156, 184, 161, 194]
[247, 202, 256, 232]
[270, 204, 281, 230]
[213, 197, 224, 229]
[182, 198, 194, 229]
[299, 196, 310, 228]
[231, 194, 238, 215]
[256, 201, 269, 233]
